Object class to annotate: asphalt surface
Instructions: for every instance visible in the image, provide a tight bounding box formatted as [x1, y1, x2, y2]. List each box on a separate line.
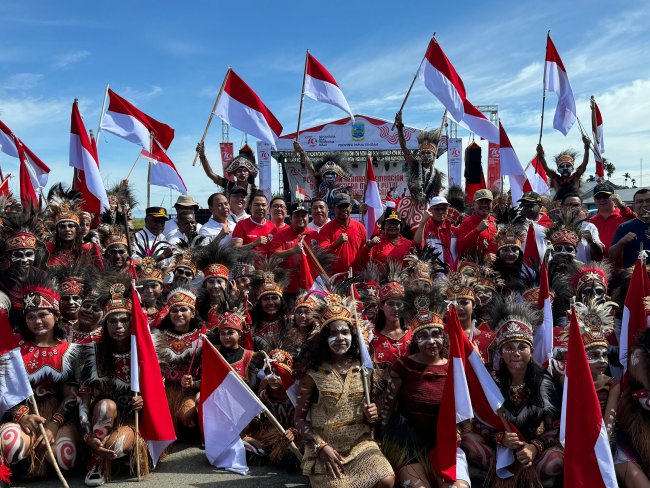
[12, 444, 309, 488]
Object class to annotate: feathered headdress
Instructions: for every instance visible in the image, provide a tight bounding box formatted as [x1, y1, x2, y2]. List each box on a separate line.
[402, 245, 448, 286]
[44, 183, 83, 227]
[21, 279, 60, 313]
[378, 259, 405, 303]
[50, 263, 94, 299]
[403, 281, 445, 336]
[193, 235, 241, 281]
[489, 295, 542, 349]
[0, 205, 43, 254]
[546, 208, 582, 248]
[314, 153, 351, 179]
[252, 256, 290, 299]
[439, 271, 476, 303]
[106, 181, 138, 213]
[416, 129, 441, 153]
[95, 271, 132, 319]
[224, 144, 258, 178]
[554, 148, 579, 168]
[572, 260, 612, 295]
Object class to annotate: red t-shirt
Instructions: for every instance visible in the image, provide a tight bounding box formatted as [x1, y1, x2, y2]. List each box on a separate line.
[455, 212, 497, 257]
[317, 218, 367, 274]
[588, 206, 637, 255]
[420, 218, 457, 264]
[267, 225, 318, 293]
[232, 217, 277, 251]
[355, 235, 414, 270]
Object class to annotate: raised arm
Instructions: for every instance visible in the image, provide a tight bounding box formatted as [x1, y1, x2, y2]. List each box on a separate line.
[536, 143, 559, 181]
[197, 141, 228, 187]
[394, 111, 415, 165]
[573, 135, 591, 179]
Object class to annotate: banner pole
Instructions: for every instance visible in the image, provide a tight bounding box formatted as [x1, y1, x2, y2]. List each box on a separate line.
[96, 83, 110, 144]
[295, 50, 309, 141]
[192, 68, 230, 167]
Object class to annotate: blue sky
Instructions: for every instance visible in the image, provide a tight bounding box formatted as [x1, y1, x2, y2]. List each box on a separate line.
[1, 0, 649, 214]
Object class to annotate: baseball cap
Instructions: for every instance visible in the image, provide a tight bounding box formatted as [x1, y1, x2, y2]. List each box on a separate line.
[518, 191, 542, 204]
[229, 187, 248, 196]
[593, 183, 613, 198]
[145, 207, 169, 220]
[473, 189, 493, 201]
[429, 196, 449, 207]
[334, 193, 351, 207]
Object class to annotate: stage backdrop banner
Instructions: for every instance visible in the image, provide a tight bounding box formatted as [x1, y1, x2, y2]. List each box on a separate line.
[219, 142, 233, 173]
[447, 138, 462, 187]
[487, 142, 501, 190]
[257, 141, 272, 200]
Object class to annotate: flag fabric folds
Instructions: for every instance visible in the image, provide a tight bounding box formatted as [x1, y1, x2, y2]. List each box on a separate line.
[215, 70, 283, 149]
[417, 37, 467, 123]
[499, 121, 530, 205]
[140, 147, 188, 194]
[591, 97, 605, 178]
[544, 34, 576, 136]
[560, 308, 617, 487]
[100, 88, 175, 150]
[364, 154, 383, 240]
[130, 287, 176, 466]
[200, 340, 263, 475]
[524, 154, 550, 196]
[304, 53, 354, 121]
[0, 310, 33, 418]
[70, 100, 110, 213]
[458, 99, 499, 143]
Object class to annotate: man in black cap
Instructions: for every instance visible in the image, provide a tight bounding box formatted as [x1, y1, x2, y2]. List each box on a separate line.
[317, 193, 366, 274]
[267, 201, 318, 296]
[587, 182, 636, 256]
[228, 187, 250, 227]
[132, 207, 172, 260]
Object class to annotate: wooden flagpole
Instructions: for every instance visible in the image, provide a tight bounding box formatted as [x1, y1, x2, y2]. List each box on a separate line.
[192, 68, 231, 167]
[96, 83, 110, 143]
[348, 269, 371, 406]
[538, 31, 550, 145]
[295, 50, 309, 141]
[28, 396, 70, 488]
[391, 33, 435, 130]
[146, 133, 153, 208]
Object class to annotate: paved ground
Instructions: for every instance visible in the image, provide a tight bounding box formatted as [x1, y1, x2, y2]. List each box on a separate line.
[12, 444, 309, 488]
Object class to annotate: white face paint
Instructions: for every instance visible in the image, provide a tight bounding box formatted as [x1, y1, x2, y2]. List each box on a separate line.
[415, 327, 444, 348]
[328, 322, 352, 355]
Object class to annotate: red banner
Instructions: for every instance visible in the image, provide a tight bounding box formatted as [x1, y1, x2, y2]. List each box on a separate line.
[219, 142, 234, 173]
[487, 142, 501, 191]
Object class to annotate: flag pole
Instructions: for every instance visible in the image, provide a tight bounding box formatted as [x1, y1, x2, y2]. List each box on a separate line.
[28, 396, 70, 488]
[295, 50, 309, 141]
[96, 83, 110, 143]
[203, 338, 303, 461]
[192, 68, 231, 167]
[538, 31, 550, 145]
[391, 33, 435, 130]
[348, 272, 371, 406]
[147, 133, 153, 208]
[303, 243, 330, 281]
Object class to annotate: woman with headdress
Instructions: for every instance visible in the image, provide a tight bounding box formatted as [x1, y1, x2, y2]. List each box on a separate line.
[355, 207, 414, 271]
[294, 292, 395, 488]
[197, 141, 258, 197]
[493, 222, 526, 292]
[77, 277, 148, 486]
[0, 282, 82, 479]
[153, 288, 202, 437]
[463, 298, 563, 486]
[474, 267, 505, 323]
[69, 283, 104, 345]
[288, 292, 321, 354]
[441, 272, 495, 365]
[209, 307, 256, 383]
[546, 209, 583, 285]
[134, 257, 166, 328]
[50, 267, 87, 336]
[249, 258, 289, 352]
[43, 184, 102, 271]
[379, 286, 470, 488]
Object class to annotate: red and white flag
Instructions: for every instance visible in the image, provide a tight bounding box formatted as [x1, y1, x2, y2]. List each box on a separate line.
[298, 245, 316, 291]
[364, 154, 383, 240]
[200, 339, 263, 475]
[499, 122, 530, 205]
[458, 99, 499, 143]
[619, 253, 650, 382]
[0, 119, 50, 209]
[215, 70, 283, 149]
[295, 184, 307, 201]
[560, 307, 617, 487]
[544, 34, 576, 136]
[0, 309, 33, 418]
[140, 146, 188, 194]
[524, 154, 549, 195]
[0, 173, 10, 197]
[532, 261, 554, 367]
[70, 100, 109, 213]
[100, 88, 175, 150]
[521, 223, 539, 278]
[417, 37, 467, 123]
[591, 97, 605, 178]
[304, 53, 354, 121]
[130, 287, 176, 466]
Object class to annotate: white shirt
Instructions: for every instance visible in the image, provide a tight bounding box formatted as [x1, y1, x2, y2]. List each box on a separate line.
[576, 221, 603, 262]
[308, 218, 330, 233]
[229, 211, 249, 227]
[198, 217, 232, 246]
[132, 227, 170, 260]
[165, 223, 202, 243]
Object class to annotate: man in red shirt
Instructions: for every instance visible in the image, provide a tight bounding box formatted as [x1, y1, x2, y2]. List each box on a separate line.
[456, 189, 498, 259]
[413, 196, 457, 265]
[267, 201, 317, 295]
[587, 183, 636, 256]
[317, 193, 367, 275]
[232, 191, 277, 252]
[355, 207, 414, 269]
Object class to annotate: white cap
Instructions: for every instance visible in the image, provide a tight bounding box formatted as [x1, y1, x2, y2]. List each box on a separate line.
[385, 200, 396, 208]
[428, 196, 449, 207]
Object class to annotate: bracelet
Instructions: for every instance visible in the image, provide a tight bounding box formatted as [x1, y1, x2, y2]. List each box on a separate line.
[51, 413, 65, 425]
[315, 441, 328, 456]
[13, 405, 29, 423]
[530, 439, 544, 459]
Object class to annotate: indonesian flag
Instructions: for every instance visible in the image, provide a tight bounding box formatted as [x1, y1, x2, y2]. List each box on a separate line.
[130, 286, 176, 466]
[591, 97, 605, 178]
[619, 254, 650, 382]
[200, 339, 263, 475]
[524, 155, 549, 195]
[521, 223, 539, 277]
[100, 88, 175, 150]
[364, 154, 383, 240]
[298, 245, 316, 290]
[560, 307, 617, 487]
[0, 309, 33, 418]
[544, 34, 576, 136]
[304, 53, 354, 121]
[532, 261, 554, 367]
[498, 122, 530, 206]
[70, 100, 109, 213]
[215, 70, 283, 149]
[295, 184, 307, 201]
[140, 146, 188, 194]
[0, 119, 50, 209]
[0, 173, 10, 197]
[458, 99, 499, 143]
[417, 37, 467, 123]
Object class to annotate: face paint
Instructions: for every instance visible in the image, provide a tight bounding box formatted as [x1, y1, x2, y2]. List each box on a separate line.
[9, 249, 35, 273]
[328, 322, 352, 354]
[579, 283, 607, 304]
[558, 162, 573, 177]
[415, 328, 443, 347]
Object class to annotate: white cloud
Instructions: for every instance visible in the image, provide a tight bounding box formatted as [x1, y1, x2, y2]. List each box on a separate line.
[120, 86, 164, 103]
[52, 50, 91, 70]
[1, 73, 44, 91]
[158, 40, 202, 56]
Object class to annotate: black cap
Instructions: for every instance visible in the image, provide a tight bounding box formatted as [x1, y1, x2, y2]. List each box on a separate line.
[593, 183, 613, 198]
[229, 186, 248, 196]
[334, 193, 351, 207]
[289, 201, 308, 214]
[145, 207, 169, 220]
[518, 191, 542, 204]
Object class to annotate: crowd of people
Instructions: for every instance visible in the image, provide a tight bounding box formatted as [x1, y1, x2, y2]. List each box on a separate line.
[1, 117, 650, 488]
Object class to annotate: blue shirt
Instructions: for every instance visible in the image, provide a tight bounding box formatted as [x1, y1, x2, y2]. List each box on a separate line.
[611, 218, 650, 267]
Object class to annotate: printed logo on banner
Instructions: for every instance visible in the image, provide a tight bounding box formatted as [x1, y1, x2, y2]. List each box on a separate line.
[351, 122, 365, 141]
[305, 136, 318, 148]
[259, 150, 269, 160]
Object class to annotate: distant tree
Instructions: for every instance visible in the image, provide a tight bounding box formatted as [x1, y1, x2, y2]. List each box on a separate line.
[603, 158, 616, 180]
[586, 175, 595, 182]
[624, 172, 631, 187]
[632, 178, 637, 188]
